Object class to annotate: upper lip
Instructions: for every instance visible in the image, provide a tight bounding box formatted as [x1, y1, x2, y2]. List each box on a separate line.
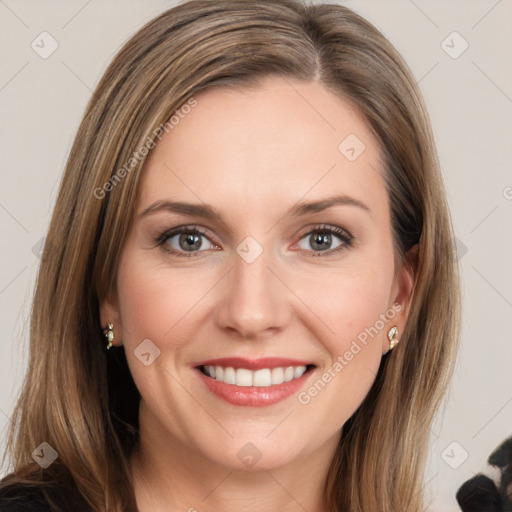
[193, 357, 315, 371]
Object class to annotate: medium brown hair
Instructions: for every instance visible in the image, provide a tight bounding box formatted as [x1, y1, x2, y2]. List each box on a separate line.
[2, 1, 460, 510]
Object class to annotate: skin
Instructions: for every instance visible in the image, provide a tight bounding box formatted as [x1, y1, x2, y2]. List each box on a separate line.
[100, 76, 416, 512]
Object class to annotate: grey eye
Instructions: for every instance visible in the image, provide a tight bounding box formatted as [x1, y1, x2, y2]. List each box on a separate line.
[166, 231, 215, 252]
[298, 231, 344, 252]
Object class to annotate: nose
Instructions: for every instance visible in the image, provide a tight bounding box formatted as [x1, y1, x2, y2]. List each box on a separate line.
[215, 247, 292, 340]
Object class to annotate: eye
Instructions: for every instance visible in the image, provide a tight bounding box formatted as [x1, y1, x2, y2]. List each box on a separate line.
[155, 224, 352, 257]
[296, 225, 352, 254]
[157, 226, 219, 255]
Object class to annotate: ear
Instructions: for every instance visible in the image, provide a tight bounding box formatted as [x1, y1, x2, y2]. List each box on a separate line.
[395, 243, 418, 315]
[99, 290, 124, 347]
[383, 244, 418, 354]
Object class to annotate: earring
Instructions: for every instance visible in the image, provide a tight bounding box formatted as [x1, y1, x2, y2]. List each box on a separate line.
[388, 326, 399, 350]
[103, 323, 115, 350]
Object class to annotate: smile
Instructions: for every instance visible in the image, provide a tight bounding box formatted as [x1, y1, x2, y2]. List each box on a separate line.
[193, 357, 316, 407]
[199, 365, 311, 387]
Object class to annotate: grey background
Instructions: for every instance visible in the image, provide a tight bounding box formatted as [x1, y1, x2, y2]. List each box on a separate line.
[1, 1, 511, 510]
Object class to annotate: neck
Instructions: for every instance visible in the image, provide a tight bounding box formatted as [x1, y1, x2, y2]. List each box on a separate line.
[130, 402, 341, 512]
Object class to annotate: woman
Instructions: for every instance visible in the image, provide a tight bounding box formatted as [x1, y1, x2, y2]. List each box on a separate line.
[0, 0, 460, 510]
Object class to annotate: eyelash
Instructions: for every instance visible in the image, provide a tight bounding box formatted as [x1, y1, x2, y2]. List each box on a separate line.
[154, 224, 353, 258]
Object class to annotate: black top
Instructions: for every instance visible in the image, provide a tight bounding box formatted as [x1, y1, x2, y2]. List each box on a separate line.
[0, 484, 53, 511]
[0, 482, 92, 512]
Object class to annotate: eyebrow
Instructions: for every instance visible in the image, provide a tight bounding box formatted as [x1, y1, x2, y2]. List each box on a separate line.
[138, 194, 371, 221]
[289, 194, 371, 217]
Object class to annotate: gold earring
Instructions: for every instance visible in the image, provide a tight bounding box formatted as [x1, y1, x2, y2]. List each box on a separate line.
[103, 323, 114, 350]
[388, 326, 399, 350]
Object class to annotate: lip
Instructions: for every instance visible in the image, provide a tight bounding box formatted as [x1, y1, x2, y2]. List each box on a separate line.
[192, 357, 314, 370]
[193, 360, 316, 407]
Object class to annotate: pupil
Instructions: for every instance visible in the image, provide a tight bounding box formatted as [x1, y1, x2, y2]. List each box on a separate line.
[311, 232, 331, 251]
[180, 233, 201, 251]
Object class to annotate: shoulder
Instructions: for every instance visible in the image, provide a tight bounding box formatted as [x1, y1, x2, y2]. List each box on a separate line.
[0, 481, 53, 511]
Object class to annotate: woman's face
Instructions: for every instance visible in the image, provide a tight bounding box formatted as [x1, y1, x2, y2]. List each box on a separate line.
[101, 77, 414, 471]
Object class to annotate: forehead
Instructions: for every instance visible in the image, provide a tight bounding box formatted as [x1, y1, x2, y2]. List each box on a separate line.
[138, 77, 386, 214]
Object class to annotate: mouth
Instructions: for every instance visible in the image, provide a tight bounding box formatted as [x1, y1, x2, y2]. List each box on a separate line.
[197, 364, 316, 387]
[193, 357, 316, 407]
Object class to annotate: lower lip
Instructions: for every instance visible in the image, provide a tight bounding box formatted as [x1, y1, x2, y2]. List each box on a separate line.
[195, 368, 314, 407]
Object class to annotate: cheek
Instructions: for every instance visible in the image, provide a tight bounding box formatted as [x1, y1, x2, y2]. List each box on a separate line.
[293, 273, 391, 431]
[289, 258, 394, 412]
[294, 261, 395, 350]
[114, 256, 218, 415]
[116, 251, 219, 349]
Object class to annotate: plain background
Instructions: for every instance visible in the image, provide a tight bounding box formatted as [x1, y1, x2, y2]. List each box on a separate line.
[0, 1, 511, 510]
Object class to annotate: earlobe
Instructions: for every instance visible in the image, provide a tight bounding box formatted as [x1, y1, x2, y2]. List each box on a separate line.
[99, 292, 123, 347]
[383, 244, 419, 355]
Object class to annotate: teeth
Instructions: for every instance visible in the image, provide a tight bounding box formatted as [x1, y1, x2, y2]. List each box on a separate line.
[202, 365, 309, 387]
[223, 366, 236, 384]
[271, 367, 284, 385]
[236, 368, 253, 387]
[284, 366, 295, 382]
[294, 366, 306, 378]
[253, 369, 271, 387]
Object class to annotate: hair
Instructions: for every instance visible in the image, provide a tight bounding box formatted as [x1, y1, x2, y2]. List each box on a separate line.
[1, 1, 460, 511]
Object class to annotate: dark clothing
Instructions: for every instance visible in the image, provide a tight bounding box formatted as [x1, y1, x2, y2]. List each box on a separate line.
[0, 483, 53, 511]
[0, 480, 92, 512]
